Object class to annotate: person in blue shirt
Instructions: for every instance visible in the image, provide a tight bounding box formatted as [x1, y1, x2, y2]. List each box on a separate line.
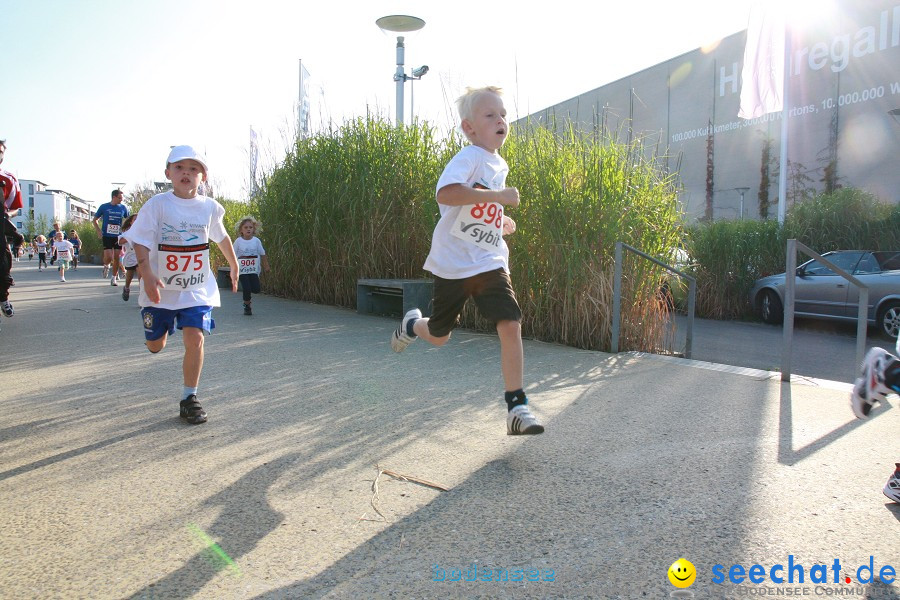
[93, 189, 130, 285]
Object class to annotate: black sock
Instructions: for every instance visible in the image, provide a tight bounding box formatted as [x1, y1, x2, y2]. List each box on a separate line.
[505, 389, 527, 411]
[406, 318, 418, 337]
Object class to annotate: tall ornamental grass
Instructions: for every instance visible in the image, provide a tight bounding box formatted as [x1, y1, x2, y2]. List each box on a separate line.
[686, 188, 900, 319]
[259, 116, 452, 305]
[256, 115, 684, 353]
[503, 122, 683, 351]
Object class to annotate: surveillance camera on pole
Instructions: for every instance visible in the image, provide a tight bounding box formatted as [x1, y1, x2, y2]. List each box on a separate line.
[376, 15, 426, 125]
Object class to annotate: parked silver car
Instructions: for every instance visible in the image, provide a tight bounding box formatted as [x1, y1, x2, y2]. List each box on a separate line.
[749, 250, 900, 338]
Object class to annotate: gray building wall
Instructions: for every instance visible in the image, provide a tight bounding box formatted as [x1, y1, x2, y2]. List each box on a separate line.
[521, 0, 900, 222]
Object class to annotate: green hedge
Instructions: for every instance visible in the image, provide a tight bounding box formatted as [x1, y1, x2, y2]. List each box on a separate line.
[686, 188, 900, 319]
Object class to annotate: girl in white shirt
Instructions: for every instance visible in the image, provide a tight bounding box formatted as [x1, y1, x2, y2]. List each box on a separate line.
[232, 217, 270, 316]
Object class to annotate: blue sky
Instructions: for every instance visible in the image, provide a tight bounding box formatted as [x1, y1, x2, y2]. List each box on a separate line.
[1, 0, 755, 206]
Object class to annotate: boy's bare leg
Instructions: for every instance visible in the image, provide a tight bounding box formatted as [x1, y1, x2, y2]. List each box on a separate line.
[182, 327, 204, 387]
[496, 319, 524, 391]
[146, 333, 168, 354]
[412, 318, 450, 347]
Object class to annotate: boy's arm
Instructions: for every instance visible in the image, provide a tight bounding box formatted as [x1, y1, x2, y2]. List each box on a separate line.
[216, 236, 240, 293]
[436, 183, 519, 209]
[135, 244, 164, 303]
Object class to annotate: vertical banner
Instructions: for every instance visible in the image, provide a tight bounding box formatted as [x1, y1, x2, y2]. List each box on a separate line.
[738, 2, 785, 119]
[249, 127, 259, 197]
[299, 60, 311, 138]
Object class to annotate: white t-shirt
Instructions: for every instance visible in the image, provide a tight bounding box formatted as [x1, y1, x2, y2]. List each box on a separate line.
[423, 145, 510, 279]
[233, 236, 266, 275]
[53, 239, 74, 261]
[118, 236, 138, 268]
[120, 191, 228, 310]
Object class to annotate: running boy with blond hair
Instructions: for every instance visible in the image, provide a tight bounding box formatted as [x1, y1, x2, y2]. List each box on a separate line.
[390, 86, 543, 435]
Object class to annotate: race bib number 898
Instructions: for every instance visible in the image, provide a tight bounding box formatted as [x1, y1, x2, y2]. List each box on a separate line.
[449, 202, 504, 252]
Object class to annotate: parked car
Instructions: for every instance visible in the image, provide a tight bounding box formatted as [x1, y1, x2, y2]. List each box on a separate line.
[749, 250, 900, 339]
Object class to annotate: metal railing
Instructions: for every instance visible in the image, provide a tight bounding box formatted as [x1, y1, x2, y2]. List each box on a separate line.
[781, 239, 868, 381]
[611, 241, 697, 358]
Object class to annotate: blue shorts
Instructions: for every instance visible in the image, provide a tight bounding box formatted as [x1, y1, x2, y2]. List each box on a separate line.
[141, 305, 215, 341]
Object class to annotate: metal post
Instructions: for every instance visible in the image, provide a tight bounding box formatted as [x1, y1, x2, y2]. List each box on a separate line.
[781, 239, 796, 381]
[394, 36, 406, 125]
[685, 279, 695, 359]
[611, 242, 623, 353]
[856, 288, 868, 370]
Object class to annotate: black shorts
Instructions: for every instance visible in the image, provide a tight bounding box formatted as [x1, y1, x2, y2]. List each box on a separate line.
[427, 268, 521, 338]
[102, 236, 121, 250]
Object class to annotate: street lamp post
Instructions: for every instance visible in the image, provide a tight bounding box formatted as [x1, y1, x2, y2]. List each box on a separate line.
[376, 15, 427, 125]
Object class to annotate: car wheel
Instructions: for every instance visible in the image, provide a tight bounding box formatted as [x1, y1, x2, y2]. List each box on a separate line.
[759, 289, 783, 324]
[876, 301, 900, 339]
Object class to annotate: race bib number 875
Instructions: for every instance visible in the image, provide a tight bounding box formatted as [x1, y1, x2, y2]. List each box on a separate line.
[158, 242, 210, 291]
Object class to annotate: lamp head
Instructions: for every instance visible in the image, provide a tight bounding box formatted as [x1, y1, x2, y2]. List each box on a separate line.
[376, 15, 425, 33]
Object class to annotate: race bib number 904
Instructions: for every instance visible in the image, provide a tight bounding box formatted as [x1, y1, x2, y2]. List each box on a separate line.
[239, 256, 260, 275]
[158, 243, 210, 291]
[449, 202, 504, 251]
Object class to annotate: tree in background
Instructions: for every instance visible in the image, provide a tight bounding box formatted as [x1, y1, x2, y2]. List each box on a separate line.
[758, 136, 772, 220]
[704, 119, 714, 221]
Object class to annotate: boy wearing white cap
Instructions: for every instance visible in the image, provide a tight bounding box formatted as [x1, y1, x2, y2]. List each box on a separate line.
[121, 145, 239, 424]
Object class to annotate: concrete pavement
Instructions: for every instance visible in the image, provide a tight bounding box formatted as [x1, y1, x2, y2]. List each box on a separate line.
[1, 260, 898, 599]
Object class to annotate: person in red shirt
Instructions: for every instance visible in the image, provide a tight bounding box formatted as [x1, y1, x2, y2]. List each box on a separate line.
[0, 139, 24, 319]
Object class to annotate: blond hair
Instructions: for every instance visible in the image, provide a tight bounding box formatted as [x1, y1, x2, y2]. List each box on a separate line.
[456, 86, 503, 122]
[235, 216, 262, 235]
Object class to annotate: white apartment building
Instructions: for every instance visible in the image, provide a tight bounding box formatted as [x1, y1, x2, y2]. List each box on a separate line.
[14, 179, 94, 237]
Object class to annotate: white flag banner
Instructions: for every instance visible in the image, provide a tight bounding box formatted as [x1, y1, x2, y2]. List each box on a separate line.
[299, 60, 311, 138]
[738, 2, 785, 119]
[250, 127, 259, 195]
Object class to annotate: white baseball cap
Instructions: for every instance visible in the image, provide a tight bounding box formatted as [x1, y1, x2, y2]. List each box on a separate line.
[166, 145, 208, 173]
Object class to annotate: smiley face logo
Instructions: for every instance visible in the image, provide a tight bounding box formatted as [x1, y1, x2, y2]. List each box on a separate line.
[668, 558, 696, 588]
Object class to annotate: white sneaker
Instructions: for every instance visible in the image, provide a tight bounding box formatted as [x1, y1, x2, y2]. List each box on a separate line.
[111, 276, 118, 286]
[391, 308, 422, 353]
[60, 277, 66, 282]
[850, 348, 894, 419]
[102, 265, 109, 278]
[506, 404, 545, 435]
[884, 464, 900, 503]
[0, 301, 13, 317]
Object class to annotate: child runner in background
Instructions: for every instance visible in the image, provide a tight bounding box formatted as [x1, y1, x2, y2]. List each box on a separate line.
[69, 230, 81, 270]
[232, 216, 269, 316]
[118, 214, 139, 301]
[35, 236, 48, 271]
[120, 145, 239, 425]
[850, 342, 900, 503]
[390, 86, 544, 436]
[53, 231, 75, 282]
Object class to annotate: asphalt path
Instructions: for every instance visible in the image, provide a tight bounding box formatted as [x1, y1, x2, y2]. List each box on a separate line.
[1, 259, 898, 599]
